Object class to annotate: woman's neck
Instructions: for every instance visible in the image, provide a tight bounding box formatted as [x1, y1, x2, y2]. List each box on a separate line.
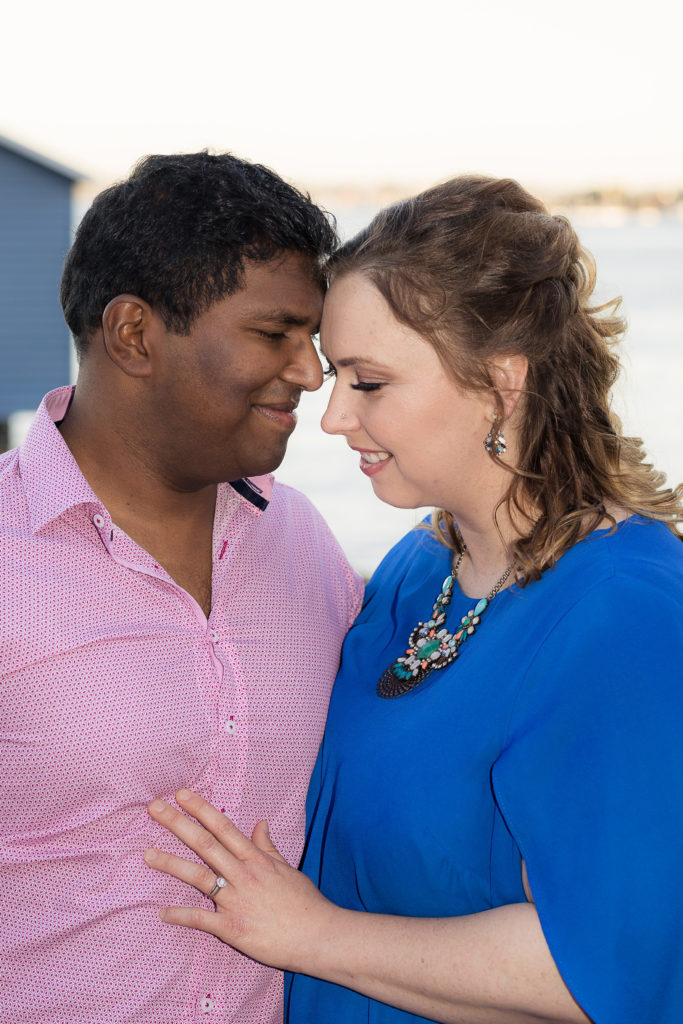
[450, 501, 527, 599]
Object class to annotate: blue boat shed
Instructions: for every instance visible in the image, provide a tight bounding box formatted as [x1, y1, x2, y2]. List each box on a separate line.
[0, 134, 84, 448]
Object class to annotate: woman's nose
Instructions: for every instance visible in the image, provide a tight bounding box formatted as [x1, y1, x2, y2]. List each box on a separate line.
[321, 383, 354, 435]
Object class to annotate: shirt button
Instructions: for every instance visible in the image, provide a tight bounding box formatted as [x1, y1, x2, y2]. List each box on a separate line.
[225, 716, 236, 734]
[208, 629, 218, 642]
[92, 514, 105, 528]
[199, 994, 213, 1013]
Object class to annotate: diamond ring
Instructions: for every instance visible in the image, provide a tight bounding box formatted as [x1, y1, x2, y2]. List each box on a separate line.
[207, 876, 227, 899]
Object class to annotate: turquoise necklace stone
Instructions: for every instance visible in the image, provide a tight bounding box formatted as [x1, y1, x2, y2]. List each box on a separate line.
[377, 544, 514, 699]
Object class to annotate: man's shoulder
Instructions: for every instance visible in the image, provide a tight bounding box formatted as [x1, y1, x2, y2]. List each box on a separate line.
[267, 480, 352, 552]
[269, 478, 322, 514]
[0, 446, 25, 527]
[0, 444, 19, 476]
[266, 481, 363, 605]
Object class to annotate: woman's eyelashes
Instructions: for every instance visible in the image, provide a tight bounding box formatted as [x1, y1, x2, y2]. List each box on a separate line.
[322, 360, 383, 391]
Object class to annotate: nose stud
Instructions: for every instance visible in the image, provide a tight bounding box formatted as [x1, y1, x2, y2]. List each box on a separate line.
[340, 413, 347, 420]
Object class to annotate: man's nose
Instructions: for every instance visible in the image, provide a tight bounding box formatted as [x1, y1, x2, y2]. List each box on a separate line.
[282, 335, 324, 392]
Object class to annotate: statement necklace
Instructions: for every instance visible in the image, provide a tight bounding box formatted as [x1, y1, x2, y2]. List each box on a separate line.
[377, 546, 514, 698]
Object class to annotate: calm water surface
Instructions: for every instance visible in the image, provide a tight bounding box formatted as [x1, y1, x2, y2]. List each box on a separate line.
[277, 211, 683, 576]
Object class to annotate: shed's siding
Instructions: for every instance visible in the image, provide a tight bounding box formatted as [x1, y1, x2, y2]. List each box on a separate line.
[0, 145, 73, 418]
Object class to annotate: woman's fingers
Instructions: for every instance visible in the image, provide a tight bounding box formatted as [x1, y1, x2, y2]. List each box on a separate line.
[144, 846, 224, 898]
[147, 798, 227, 876]
[175, 789, 259, 861]
[145, 792, 338, 971]
[159, 904, 229, 939]
[147, 790, 255, 874]
[251, 819, 287, 863]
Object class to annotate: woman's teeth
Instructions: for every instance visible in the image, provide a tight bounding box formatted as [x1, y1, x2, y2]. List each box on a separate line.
[362, 452, 391, 463]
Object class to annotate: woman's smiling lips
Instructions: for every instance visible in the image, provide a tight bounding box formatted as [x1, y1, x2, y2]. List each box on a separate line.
[352, 447, 393, 477]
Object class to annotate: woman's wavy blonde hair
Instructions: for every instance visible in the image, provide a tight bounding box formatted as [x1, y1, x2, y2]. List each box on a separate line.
[327, 175, 683, 582]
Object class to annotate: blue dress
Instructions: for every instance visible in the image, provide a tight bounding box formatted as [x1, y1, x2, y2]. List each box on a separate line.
[286, 517, 683, 1023]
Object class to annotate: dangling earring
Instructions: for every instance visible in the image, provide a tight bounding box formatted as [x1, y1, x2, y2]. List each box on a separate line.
[484, 413, 507, 455]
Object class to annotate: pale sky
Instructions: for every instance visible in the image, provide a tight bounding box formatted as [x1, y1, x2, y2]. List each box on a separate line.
[2, 0, 682, 193]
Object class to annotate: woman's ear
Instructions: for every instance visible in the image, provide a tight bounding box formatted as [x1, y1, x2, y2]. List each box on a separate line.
[487, 353, 528, 420]
[101, 295, 154, 378]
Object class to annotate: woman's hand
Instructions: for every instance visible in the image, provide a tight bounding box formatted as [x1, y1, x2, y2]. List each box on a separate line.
[145, 793, 588, 1023]
[145, 789, 336, 972]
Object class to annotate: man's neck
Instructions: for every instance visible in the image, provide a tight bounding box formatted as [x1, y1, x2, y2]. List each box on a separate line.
[59, 388, 218, 523]
[58, 393, 218, 617]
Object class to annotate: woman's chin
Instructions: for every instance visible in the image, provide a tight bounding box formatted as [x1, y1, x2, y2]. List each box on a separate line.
[368, 480, 432, 512]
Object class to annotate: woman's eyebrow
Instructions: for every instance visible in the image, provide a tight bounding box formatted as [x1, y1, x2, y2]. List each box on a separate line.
[325, 355, 391, 370]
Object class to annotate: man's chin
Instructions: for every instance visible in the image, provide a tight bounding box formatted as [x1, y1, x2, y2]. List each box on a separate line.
[232, 448, 288, 481]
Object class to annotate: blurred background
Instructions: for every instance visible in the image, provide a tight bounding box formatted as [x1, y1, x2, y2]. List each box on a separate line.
[1, 0, 681, 575]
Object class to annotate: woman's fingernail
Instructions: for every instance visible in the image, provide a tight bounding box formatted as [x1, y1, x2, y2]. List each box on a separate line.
[177, 788, 192, 801]
[148, 800, 166, 813]
[144, 848, 158, 863]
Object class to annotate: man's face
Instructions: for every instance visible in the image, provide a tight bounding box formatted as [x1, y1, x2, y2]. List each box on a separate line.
[151, 252, 324, 487]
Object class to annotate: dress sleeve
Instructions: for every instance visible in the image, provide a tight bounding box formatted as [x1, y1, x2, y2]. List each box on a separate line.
[492, 573, 683, 1024]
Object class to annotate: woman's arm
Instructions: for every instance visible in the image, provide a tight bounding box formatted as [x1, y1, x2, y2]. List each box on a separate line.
[145, 790, 590, 1024]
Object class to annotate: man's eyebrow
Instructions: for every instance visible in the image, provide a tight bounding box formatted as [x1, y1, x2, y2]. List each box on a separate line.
[245, 309, 319, 329]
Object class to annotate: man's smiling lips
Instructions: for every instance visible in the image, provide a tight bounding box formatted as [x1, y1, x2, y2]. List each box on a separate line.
[351, 446, 393, 477]
[253, 400, 299, 431]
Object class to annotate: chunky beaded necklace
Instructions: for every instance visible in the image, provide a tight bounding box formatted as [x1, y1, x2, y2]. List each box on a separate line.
[377, 545, 514, 698]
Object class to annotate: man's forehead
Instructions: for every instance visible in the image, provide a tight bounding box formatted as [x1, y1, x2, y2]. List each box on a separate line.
[231, 255, 324, 322]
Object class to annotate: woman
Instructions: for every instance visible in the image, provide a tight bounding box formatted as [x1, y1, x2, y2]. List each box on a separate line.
[145, 176, 683, 1023]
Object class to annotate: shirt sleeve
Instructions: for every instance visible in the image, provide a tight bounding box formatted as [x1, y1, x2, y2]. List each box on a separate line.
[347, 566, 365, 627]
[492, 573, 683, 1024]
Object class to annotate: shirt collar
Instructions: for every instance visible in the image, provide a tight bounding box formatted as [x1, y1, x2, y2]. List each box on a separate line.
[20, 387, 103, 534]
[228, 475, 273, 512]
[19, 386, 273, 534]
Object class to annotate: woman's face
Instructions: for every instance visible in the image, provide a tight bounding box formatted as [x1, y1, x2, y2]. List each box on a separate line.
[320, 273, 498, 515]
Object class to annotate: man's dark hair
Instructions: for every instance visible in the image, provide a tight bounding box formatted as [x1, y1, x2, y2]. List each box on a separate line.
[60, 151, 337, 356]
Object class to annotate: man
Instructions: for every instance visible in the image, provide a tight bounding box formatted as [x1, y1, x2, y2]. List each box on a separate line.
[0, 152, 363, 1023]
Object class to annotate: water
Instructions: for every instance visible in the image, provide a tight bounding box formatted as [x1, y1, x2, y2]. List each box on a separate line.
[277, 210, 683, 577]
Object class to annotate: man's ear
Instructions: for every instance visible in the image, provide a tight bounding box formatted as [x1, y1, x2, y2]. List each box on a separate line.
[487, 353, 528, 421]
[101, 295, 154, 378]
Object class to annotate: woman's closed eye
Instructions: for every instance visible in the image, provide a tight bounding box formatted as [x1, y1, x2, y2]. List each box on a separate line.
[322, 359, 383, 391]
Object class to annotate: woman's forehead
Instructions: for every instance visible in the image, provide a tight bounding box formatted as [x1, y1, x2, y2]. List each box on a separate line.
[320, 278, 440, 373]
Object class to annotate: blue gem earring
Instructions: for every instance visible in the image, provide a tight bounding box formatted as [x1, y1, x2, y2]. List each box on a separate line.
[484, 414, 507, 455]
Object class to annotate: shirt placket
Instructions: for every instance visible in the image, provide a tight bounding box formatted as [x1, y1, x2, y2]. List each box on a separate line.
[90, 500, 257, 1023]
[191, 506, 254, 1021]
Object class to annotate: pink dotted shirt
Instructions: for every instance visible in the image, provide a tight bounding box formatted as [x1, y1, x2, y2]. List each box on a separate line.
[0, 387, 363, 1024]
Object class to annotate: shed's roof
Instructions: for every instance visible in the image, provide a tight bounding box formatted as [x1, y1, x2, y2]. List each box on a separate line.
[0, 133, 86, 182]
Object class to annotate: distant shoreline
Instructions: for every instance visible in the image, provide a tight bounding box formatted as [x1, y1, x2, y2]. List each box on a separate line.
[73, 179, 683, 223]
[308, 184, 683, 219]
